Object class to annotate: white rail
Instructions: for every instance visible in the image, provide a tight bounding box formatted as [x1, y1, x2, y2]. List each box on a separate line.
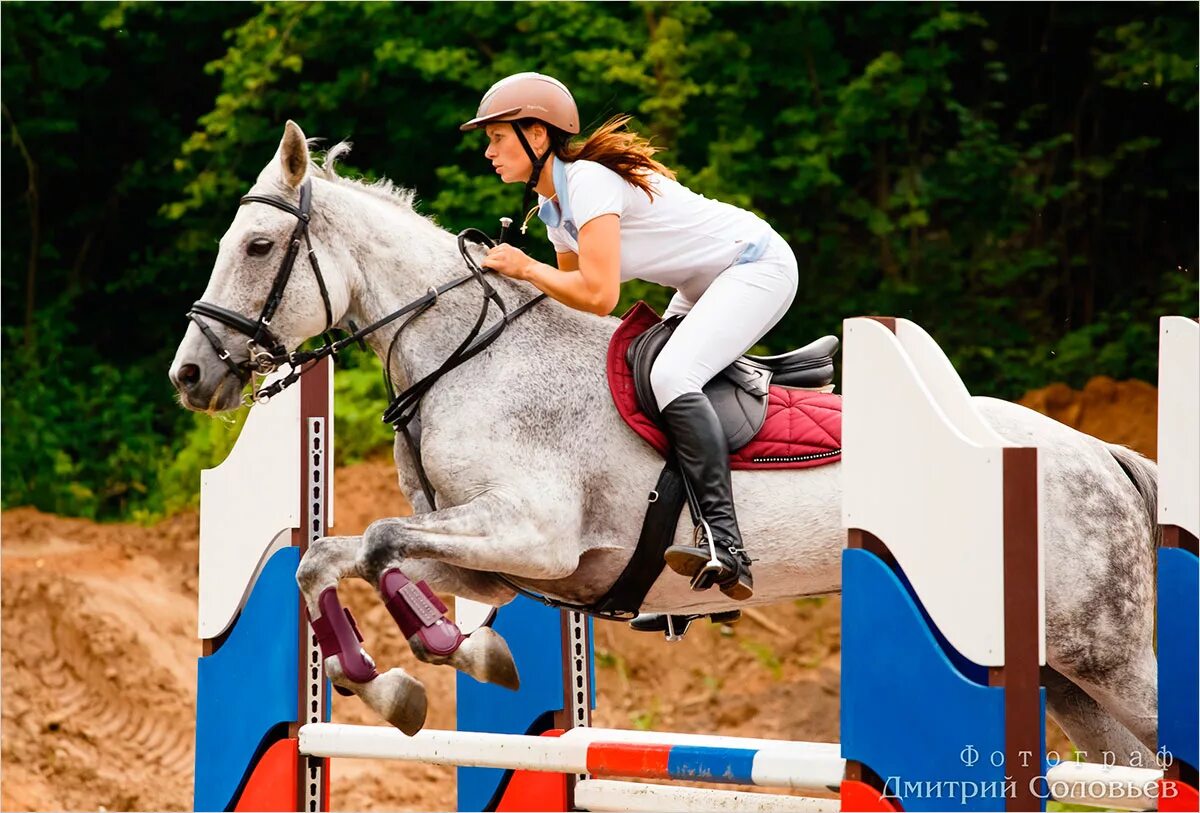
[1045, 760, 1162, 811]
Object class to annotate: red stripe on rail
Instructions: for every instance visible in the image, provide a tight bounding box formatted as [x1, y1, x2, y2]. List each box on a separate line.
[586, 742, 671, 779]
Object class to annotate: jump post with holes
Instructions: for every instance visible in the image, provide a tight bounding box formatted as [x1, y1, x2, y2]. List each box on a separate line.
[193, 316, 1196, 812]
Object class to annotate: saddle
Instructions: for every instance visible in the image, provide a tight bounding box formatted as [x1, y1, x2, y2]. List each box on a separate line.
[608, 302, 843, 467]
[627, 312, 838, 451]
[592, 302, 843, 625]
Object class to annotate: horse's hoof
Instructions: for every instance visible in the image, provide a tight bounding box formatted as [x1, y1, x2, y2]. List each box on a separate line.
[358, 667, 428, 736]
[457, 626, 520, 691]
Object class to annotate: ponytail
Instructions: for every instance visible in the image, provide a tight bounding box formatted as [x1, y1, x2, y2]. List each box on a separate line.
[525, 114, 676, 201]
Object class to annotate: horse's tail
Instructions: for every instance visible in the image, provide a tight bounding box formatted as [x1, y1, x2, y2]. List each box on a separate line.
[1105, 443, 1161, 548]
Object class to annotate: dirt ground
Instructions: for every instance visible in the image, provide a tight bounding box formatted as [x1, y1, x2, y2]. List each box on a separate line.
[1, 377, 1157, 811]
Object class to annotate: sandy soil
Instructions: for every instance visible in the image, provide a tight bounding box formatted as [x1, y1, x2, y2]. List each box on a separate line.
[1, 378, 1156, 811]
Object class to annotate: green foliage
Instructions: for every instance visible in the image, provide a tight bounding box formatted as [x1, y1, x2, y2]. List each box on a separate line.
[331, 362, 396, 466]
[148, 408, 248, 521]
[630, 704, 661, 731]
[2, 2, 1196, 520]
[120, 361, 393, 524]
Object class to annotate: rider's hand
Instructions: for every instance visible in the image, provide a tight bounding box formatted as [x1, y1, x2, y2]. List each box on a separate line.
[483, 244, 535, 281]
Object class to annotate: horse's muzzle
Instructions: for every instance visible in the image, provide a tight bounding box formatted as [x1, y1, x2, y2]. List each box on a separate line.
[169, 356, 247, 413]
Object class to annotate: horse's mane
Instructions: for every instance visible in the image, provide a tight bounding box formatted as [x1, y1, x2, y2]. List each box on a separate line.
[310, 139, 431, 221]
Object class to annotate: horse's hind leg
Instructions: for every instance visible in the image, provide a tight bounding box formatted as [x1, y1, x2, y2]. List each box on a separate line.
[1054, 643, 1159, 762]
[1042, 666, 1155, 766]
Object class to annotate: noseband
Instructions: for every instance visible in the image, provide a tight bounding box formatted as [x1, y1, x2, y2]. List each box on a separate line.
[188, 178, 335, 380]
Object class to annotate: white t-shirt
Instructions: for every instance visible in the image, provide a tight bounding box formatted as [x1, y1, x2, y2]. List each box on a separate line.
[537, 158, 773, 303]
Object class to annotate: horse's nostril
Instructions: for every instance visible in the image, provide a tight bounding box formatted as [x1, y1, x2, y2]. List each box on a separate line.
[177, 363, 201, 388]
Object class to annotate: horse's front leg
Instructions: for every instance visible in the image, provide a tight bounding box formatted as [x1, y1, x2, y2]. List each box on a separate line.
[354, 493, 579, 725]
[295, 534, 519, 735]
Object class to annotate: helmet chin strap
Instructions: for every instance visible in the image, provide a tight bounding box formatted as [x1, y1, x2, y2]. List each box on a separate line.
[510, 121, 553, 244]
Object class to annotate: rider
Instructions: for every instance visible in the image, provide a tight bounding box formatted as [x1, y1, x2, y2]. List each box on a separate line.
[462, 72, 798, 602]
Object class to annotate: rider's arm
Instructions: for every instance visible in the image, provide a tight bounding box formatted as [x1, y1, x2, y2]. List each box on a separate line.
[524, 214, 621, 315]
[556, 251, 580, 272]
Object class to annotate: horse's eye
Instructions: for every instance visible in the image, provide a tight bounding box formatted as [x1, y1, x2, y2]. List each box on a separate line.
[247, 238, 273, 257]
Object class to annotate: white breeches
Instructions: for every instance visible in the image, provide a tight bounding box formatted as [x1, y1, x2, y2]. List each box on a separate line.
[650, 231, 799, 411]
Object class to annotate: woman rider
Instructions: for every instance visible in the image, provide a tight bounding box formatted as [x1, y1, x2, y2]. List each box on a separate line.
[462, 72, 798, 602]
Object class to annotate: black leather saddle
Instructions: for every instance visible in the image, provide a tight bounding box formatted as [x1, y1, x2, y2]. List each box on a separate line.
[627, 315, 839, 451]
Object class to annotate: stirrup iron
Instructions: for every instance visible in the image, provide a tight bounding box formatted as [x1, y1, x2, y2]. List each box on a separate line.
[689, 518, 724, 590]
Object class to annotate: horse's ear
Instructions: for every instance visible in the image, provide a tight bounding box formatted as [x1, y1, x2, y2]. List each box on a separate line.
[278, 120, 309, 189]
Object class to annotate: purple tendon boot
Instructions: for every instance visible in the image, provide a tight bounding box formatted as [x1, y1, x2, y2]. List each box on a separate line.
[308, 587, 379, 694]
[378, 568, 466, 658]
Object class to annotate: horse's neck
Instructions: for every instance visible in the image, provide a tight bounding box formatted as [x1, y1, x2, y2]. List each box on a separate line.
[327, 188, 599, 392]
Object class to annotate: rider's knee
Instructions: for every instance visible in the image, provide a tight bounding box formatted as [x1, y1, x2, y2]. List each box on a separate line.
[649, 360, 699, 411]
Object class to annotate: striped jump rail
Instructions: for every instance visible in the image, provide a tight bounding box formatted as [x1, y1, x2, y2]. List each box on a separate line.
[299, 723, 843, 791]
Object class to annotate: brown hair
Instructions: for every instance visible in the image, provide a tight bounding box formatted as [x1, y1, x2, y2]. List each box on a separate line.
[521, 114, 676, 201]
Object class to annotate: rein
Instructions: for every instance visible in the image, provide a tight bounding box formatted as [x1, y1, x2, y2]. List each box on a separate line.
[187, 179, 546, 501]
[188, 179, 645, 622]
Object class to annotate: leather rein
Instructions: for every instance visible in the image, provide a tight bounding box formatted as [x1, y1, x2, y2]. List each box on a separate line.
[187, 178, 648, 622]
[187, 177, 546, 500]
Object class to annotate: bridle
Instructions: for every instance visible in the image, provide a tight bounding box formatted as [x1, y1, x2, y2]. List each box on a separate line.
[188, 178, 335, 381]
[185, 176, 657, 621]
[186, 176, 546, 487]
[187, 176, 667, 623]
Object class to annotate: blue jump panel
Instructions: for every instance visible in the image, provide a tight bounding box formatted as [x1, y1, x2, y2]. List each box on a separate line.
[456, 597, 594, 812]
[1158, 546, 1198, 770]
[195, 547, 300, 812]
[842, 548, 1045, 811]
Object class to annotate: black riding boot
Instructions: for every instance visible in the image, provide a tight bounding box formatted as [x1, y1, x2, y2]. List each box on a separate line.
[660, 392, 754, 600]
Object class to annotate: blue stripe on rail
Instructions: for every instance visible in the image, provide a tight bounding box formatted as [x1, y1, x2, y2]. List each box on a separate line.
[665, 744, 758, 784]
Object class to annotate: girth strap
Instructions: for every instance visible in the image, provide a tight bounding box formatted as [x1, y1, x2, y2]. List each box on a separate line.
[592, 460, 688, 616]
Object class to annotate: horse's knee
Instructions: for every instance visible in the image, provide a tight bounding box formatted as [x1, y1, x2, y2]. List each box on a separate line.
[297, 537, 344, 591]
[357, 519, 404, 582]
[297, 535, 361, 591]
[295, 553, 324, 593]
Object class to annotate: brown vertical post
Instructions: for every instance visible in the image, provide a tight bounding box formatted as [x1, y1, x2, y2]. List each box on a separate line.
[997, 447, 1042, 811]
[295, 358, 332, 813]
[1161, 525, 1199, 555]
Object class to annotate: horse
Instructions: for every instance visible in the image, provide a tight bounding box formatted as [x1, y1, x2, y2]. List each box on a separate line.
[170, 122, 1158, 761]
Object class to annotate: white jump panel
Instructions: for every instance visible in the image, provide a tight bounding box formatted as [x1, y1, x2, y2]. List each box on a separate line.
[1158, 316, 1199, 538]
[196, 365, 334, 639]
[198, 376, 302, 639]
[454, 598, 496, 636]
[576, 780, 838, 812]
[842, 317, 1045, 667]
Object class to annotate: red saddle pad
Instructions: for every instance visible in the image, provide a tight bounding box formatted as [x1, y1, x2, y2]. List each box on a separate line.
[606, 302, 842, 471]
